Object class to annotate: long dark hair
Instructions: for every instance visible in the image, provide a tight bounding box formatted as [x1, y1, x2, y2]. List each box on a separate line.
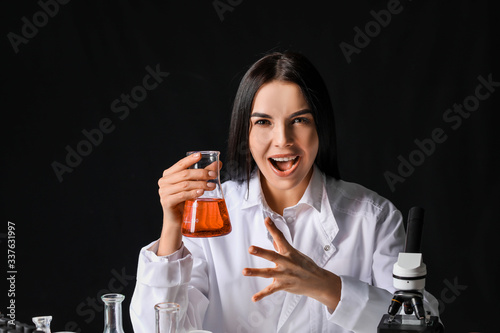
[226, 51, 340, 183]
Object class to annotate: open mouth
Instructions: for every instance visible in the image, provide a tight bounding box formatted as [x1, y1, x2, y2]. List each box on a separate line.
[268, 156, 300, 175]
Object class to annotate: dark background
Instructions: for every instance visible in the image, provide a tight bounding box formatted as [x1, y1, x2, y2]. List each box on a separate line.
[2, 0, 498, 332]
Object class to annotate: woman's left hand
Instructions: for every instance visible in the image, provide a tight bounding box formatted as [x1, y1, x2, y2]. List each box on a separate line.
[242, 217, 342, 312]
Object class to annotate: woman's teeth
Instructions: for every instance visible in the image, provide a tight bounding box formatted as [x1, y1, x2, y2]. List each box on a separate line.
[271, 157, 296, 162]
[270, 156, 298, 171]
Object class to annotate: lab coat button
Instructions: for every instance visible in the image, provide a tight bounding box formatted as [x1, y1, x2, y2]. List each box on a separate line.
[323, 245, 331, 251]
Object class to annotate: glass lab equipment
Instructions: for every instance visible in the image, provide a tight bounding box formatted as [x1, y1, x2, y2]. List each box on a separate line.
[102, 293, 125, 333]
[155, 302, 180, 333]
[32, 316, 52, 332]
[181, 151, 232, 237]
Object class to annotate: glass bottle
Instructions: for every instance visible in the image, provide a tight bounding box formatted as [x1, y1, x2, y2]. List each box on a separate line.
[102, 293, 125, 333]
[32, 316, 52, 332]
[155, 302, 180, 333]
[181, 151, 232, 237]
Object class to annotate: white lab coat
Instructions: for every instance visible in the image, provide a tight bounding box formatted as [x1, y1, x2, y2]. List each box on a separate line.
[130, 166, 440, 332]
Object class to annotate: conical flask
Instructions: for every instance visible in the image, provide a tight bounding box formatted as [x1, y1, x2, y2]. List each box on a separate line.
[32, 316, 52, 332]
[102, 293, 125, 333]
[181, 151, 232, 237]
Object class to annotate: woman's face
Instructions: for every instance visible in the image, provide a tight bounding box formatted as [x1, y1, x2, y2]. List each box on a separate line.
[249, 80, 319, 197]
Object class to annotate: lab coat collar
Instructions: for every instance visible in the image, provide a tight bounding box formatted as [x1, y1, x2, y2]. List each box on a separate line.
[296, 165, 323, 213]
[241, 169, 264, 210]
[241, 165, 324, 213]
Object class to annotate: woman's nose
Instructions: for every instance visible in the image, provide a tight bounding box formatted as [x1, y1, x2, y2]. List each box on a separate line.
[273, 124, 293, 147]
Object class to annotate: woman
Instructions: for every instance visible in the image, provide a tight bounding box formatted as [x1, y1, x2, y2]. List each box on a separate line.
[130, 52, 439, 332]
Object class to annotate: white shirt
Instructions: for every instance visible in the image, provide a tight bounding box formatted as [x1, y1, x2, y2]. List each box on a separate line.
[130, 166, 440, 332]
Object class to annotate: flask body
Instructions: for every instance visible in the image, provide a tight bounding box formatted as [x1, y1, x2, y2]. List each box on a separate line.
[181, 151, 231, 237]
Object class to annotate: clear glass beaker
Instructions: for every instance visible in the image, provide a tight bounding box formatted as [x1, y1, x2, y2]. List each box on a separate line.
[181, 151, 232, 237]
[155, 302, 180, 333]
[32, 316, 52, 332]
[101, 293, 125, 333]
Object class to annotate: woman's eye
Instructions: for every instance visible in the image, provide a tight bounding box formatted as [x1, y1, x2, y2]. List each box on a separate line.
[292, 117, 310, 124]
[254, 119, 271, 125]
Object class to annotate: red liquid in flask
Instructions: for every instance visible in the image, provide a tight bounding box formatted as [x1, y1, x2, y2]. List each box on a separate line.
[181, 198, 232, 237]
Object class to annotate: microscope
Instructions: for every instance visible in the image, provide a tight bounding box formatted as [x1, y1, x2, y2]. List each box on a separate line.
[377, 207, 444, 332]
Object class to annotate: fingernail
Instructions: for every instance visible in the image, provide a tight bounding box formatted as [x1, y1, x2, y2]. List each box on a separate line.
[208, 171, 216, 177]
[196, 189, 203, 195]
[249, 246, 257, 254]
[207, 182, 215, 188]
[192, 152, 200, 158]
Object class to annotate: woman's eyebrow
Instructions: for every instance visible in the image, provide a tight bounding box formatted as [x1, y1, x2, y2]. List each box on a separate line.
[250, 112, 272, 118]
[250, 109, 312, 119]
[289, 109, 312, 118]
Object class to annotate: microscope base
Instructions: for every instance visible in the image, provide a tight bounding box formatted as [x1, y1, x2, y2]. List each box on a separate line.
[377, 314, 443, 332]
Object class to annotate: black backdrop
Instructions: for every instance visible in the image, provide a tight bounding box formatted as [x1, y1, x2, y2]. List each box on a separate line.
[2, 0, 498, 332]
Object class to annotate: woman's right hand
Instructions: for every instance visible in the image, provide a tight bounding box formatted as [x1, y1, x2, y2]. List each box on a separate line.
[157, 152, 217, 255]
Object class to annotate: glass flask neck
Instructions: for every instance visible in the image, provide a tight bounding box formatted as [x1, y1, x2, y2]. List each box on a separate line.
[191, 151, 223, 200]
[32, 316, 52, 333]
[102, 294, 125, 333]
